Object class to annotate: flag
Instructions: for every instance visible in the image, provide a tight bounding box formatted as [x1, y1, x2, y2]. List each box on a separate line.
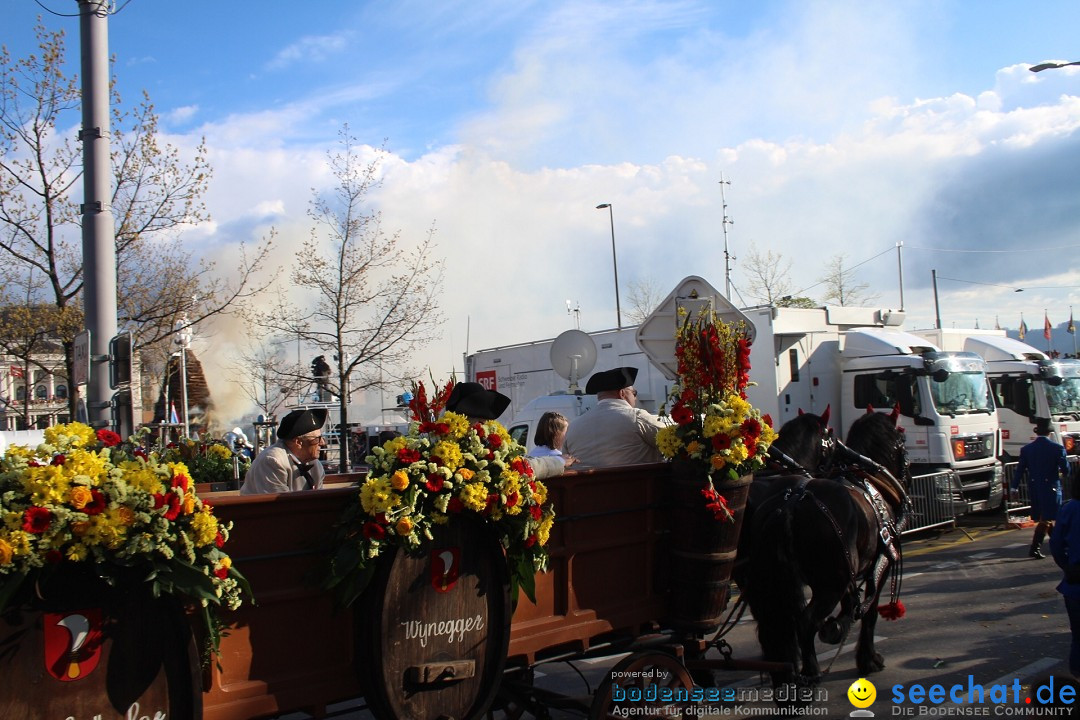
[169, 401, 179, 424]
[1045, 312, 1053, 341]
[1019, 317, 1027, 340]
[1069, 310, 1075, 335]
[8, 365, 23, 379]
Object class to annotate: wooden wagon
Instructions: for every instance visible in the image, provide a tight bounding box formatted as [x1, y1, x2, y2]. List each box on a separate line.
[0, 462, 759, 719]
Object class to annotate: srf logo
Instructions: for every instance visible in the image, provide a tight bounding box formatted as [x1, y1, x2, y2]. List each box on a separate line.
[44, 608, 104, 681]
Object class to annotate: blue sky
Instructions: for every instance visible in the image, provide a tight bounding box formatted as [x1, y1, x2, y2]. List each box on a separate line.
[6, 1, 1080, 422]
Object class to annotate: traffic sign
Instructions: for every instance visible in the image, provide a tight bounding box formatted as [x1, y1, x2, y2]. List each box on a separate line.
[73, 330, 91, 386]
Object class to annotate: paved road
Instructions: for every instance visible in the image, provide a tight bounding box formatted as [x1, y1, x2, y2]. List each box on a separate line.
[281, 514, 1077, 719]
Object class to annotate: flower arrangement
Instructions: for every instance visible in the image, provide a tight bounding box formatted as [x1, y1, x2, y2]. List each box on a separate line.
[325, 381, 555, 605]
[0, 423, 249, 661]
[656, 308, 778, 521]
[162, 437, 249, 488]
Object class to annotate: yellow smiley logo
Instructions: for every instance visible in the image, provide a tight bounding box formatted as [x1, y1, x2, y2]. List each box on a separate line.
[848, 678, 876, 708]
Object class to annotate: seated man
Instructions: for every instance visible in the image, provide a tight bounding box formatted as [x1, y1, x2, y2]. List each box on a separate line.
[563, 366, 665, 467]
[240, 408, 328, 494]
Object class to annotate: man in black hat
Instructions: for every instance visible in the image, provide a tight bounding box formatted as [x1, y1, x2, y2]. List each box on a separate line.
[1013, 417, 1070, 558]
[562, 366, 665, 467]
[240, 408, 329, 494]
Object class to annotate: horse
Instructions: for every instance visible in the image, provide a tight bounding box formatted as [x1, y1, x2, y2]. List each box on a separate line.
[732, 410, 836, 595]
[743, 409, 910, 688]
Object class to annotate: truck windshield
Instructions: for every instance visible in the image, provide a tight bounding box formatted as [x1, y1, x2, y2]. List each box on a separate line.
[928, 372, 995, 415]
[1047, 378, 1080, 416]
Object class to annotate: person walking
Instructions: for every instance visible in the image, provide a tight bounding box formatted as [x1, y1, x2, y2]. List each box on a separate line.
[1014, 418, 1070, 559]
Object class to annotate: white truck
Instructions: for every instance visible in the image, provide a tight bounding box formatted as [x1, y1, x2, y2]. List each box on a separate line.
[911, 329, 1080, 459]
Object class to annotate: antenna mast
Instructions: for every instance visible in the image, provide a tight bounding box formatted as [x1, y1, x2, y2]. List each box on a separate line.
[719, 173, 734, 300]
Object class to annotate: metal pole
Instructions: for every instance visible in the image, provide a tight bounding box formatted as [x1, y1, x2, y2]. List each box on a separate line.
[180, 347, 189, 438]
[78, 1, 118, 429]
[932, 269, 942, 330]
[595, 203, 621, 329]
[896, 241, 905, 311]
[719, 174, 733, 300]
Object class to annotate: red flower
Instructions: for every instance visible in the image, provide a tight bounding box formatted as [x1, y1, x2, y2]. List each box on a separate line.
[362, 521, 387, 540]
[50, 454, 66, 466]
[214, 567, 230, 580]
[741, 417, 762, 440]
[171, 472, 190, 493]
[214, 532, 225, 549]
[133, 448, 148, 460]
[472, 423, 486, 438]
[524, 535, 538, 548]
[434, 422, 450, 435]
[511, 457, 533, 477]
[27, 460, 41, 468]
[529, 504, 543, 521]
[96, 429, 122, 447]
[762, 414, 774, 428]
[22, 506, 52, 534]
[155, 492, 181, 521]
[83, 489, 107, 516]
[744, 438, 759, 459]
[46, 550, 63, 564]
[397, 448, 422, 464]
[505, 492, 519, 508]
[711, 434, 731, 451]
[447, 497, 464, 514]
[671, 403, 694, 426]
[425, 474, 444, 493]
[485, 493, 499, 514]
[487, 433, 503, 449]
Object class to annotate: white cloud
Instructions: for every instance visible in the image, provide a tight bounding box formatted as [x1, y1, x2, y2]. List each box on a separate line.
[266, 32, 353, 71]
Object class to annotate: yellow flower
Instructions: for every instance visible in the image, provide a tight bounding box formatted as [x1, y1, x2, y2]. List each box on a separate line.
[360, 477, 400, 514]
[208, 444, 232, 461]
[183, 494, 196, 515]
[438, 412, 470, 440]
[656, 426, 684, 458]
[686, 441, 704, 456]
[0, 539, 12, 566]
[729, 443, 749, 464]
[457, 468, 474, 482]
[382, 436, 407, 457]
[69, 485, 93, 510]
[390, 470, 410, 491]
[432, 441, 463, 471]
[395, 517, 414, 536]
[531, 480, 548, 505]
[114, 506, 136, 527]
[537, 514, 554, 546]
[191, 511, 219, 547]
[65, 544, 88, 562]
[460, 483, 488, 512]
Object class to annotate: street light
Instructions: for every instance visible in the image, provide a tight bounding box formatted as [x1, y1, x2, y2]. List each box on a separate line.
[174, 314, 193, 438]
[595, 203, 622, 330]
[1030, 61, 1080, 73]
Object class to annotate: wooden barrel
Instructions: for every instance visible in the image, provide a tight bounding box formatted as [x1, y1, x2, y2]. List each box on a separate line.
[357, 519, 511, 720]
[0, 573, 201, 720]
[665, 463, 752, 633]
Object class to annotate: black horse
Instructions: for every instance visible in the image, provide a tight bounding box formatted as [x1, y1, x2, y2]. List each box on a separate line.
[743, 410, 910, 687]
[733, 411, 835, 592]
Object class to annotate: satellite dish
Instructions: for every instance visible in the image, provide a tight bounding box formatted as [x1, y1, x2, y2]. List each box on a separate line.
[550, 330, 597, 392]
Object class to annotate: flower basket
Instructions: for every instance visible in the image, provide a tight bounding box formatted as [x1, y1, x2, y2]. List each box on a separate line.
[0, 423, 250, 672]
[665, 460, 752, 632]
[324, 382, 556, 608]
[654, 308, 776, 632]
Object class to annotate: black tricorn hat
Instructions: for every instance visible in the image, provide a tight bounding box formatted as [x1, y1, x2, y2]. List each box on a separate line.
[278, 408, 328, 440]
[1034, 417, 1053, 436]
[446, 382, 511, 420]
[585, 366, 638, 394]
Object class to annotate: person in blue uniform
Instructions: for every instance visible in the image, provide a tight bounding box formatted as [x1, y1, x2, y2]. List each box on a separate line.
[1050, 478, 1080, 678]
[1014, 418, 1070, 559]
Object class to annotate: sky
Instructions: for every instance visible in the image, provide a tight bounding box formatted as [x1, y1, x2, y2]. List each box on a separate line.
[5, 0, 1080, 426]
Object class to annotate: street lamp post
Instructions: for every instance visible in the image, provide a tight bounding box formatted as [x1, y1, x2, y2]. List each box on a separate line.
[595, 203, 622, 330]
[174, 315, 193, 438]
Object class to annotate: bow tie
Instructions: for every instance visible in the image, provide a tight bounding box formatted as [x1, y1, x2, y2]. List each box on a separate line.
[296, 462, 315, 489]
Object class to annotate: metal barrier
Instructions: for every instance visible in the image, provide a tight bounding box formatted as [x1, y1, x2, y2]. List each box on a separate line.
[901, 470, 960, 535]
[1004, 456, 1080, 523]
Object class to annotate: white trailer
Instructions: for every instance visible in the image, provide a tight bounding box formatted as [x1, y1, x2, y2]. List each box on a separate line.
[912, 329, 1080, 459]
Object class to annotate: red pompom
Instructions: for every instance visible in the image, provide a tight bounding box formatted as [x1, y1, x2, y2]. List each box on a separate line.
[878, 601, 906, 620]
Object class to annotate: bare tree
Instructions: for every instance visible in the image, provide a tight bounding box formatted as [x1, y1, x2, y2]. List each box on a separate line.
[742, 247, 796, 306]
[252, 127, 445, 471]
[819, 254, 878, 307]
[228, 337, 299, 421]
[0, 24, 275, 419]
[623, 276, 665, 325]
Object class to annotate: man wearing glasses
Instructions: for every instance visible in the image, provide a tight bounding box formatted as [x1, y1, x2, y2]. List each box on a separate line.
[240, 408, 329, 494]
[563, 366, 665, 467]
